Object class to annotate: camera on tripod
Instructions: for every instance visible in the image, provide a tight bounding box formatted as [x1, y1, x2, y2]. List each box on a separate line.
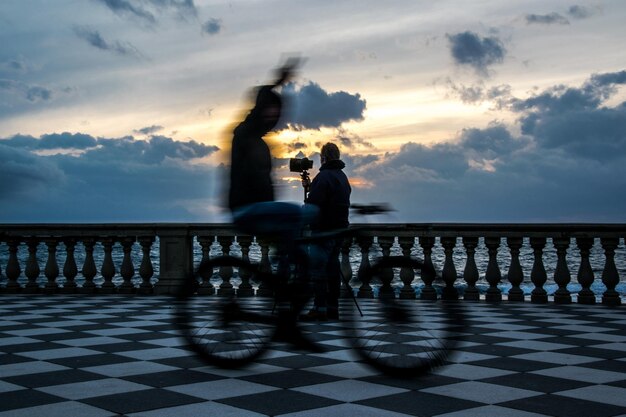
[289, 157, 313, 173]
[289, 158, 313, 202]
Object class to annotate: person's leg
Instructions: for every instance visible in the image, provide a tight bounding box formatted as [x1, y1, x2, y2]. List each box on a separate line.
[301, 239, 336, 321]
[326, 242, 341, 319]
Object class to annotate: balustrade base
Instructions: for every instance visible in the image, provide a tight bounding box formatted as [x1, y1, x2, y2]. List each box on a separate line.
[507, 288, 524, 302]
[577, 290, 596, 305]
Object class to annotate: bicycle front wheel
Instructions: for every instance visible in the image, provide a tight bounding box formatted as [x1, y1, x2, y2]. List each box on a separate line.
[176, 256, 276, 368]
[346, 256, 463, 377]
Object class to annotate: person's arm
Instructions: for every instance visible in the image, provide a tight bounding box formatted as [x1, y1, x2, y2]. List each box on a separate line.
[306, 174, 328, 207]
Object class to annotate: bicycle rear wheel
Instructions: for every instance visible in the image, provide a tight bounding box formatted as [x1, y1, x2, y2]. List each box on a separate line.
[176, 256, 276, 368]
[346, 256, 463, 377]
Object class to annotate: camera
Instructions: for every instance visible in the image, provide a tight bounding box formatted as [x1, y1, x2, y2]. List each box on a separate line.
[289, 157, 313, 173]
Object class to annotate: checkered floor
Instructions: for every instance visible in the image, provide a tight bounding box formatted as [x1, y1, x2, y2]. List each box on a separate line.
[1, 296, 626, 417]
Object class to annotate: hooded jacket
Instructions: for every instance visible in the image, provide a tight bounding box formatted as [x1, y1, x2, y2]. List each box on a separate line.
[306, 159, 351, 231]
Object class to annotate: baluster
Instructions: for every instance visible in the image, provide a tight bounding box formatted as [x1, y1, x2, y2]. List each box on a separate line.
[357, 237, 373, 298]
[62, 238, 78, 293]
[484, 237, 502, 302]
[507, 237, 524, 302]
[576, 237, 595, 304]
[256, 239, 273, 297]
[441, 237, 459, 300]
[601, 237, 621, 306]
[462, 237, 479, 301]
[339, 238, 353, 298]
[119, 237, 136, 294]
[44, 238, 59, 294]
[196, 236, 215, 295]
[398, 237, 416, 299]
[553, 237, 572, 304]
[217, 236, 234, 296]
[530, 237, 548, 303]
[138, 236, 155, 294]
[377, 237, 395, 298]
[82, 238, 97, 294]
[100, 238, 116, 293]
[6, 239, 22, 293]
[25, 239, 40, 293]
[236, 236, 254, 296]
[419, 237, 437, 300]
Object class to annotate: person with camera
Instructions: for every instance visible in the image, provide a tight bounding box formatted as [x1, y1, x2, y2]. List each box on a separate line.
[300, 142, 352, 321]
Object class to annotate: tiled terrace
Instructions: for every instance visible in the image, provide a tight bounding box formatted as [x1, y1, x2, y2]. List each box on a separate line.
[1, 295, 626, 417]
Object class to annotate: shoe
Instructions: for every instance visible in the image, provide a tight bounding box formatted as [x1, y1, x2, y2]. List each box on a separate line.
[299, 309, 328, 322]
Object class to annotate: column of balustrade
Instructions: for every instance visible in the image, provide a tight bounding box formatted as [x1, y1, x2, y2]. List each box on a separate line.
[6, 239, 21, 293]
[82, 238, 97, 294]
[601, 237, 621, 306]
[377, 237, 395, 298]
[530, 237, 548, 303]
[118, 237, 136, 294]
[462, 237, 479, 300]
[196, 236, 215, 295]
[217, 236, 234, 296]
[100, 238, 116, 293]
[339, 239, 353, 298]
[138, 236, 155, 294]
[356, 237, 373, 298]
[25, 239, 40, 293]
[43, 238, 59, 294]
[441, 237, 459, 300]
[553, 237, 572, 304]
[398, 237, 416, 299]
[507, 237, 524, 301]
[419, 237, 437, 300]
[484, 237, 502, 302]
[62, 239, 78, 293]
[236, 236, 254, 296]
[256, 239, 273, 297]
[576, 238, 595, 304]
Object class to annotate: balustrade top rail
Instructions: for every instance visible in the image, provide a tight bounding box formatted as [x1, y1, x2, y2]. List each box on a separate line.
[1, 223, 625, 305]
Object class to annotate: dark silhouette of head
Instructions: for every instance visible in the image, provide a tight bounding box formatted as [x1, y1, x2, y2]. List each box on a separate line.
[321, 142, 340, 164]
[250, 85, 282, 134]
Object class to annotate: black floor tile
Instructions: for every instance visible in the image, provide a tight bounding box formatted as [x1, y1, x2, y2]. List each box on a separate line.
[0, 342, 68, 354]
[123, 369, 224, 387]
[217, 389, 340, 415]
[155, 355, 211, 369]
[80, 388, 203, 414]
[502, 394, 626, 417]
[0, 389, 65, 412]
[469, 357, 560, 372]
[87, 341, 159, 353]
[241, 369, 342, 388]
[578, 359, 626, 374]
[359, 373, 465, 391]
[4, 369, 106, 388]
[458, 344, 534, 357]
[48, 353, 136, 368]
[259, 353, 342, 369]
[482, 372, 590, 393]
[357, 391, 483, 416]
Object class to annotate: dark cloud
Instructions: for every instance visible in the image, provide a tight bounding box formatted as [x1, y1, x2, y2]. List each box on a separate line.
[446, 79, 513, 108]
[286, 141, 307, 152]
[0, 133, 220, 221]
[96, 0, 198, 25]
[446, 31, 506, 76]
[525, 12, 570, 25]
[134, 125, 164, 135]
[73, 26, 144, 58]
[568, 5, 594, 19]
[354, 70, 626, 221]
[280, 82, 367, 130]
[0, 58, 27, 73]
[202, 18, 222, 35]
[0, 79, 54, 102]
[335, 129, 374, 149]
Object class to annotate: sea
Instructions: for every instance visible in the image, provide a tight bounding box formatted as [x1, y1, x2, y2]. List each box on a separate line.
[1, 237, 625, 298]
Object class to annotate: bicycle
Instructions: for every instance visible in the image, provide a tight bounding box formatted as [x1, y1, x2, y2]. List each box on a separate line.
[176, 204, 464, 377]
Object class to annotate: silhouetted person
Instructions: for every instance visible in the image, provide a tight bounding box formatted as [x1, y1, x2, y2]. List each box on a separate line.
[301, 143, 351, 320]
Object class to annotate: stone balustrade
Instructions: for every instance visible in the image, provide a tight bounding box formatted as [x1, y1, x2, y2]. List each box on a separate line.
[0, 223, 625, 305]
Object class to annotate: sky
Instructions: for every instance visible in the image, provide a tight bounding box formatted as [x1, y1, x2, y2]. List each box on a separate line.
[1, 0, 625, 223]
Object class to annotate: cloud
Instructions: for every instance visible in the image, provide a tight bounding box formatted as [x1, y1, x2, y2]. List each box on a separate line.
[0, 133, 220, 221]
[446, 31, 506, 76]
[353, 70, 626, 221]
[280, 82, 367, 130]
[73, 26, 144, 58]
[525, 12, 570, 25]
[134, 125, 164, 135]
[334, 129, 375, 149]
[0, 58, 27, 73]
[0, 79, 54, 102]
[446, 79, 513, 108]
[202, 18, 222, 35]
[568, 5, 594, 19]
[286, 141, 307, 152]
[96, 0, 198, 25]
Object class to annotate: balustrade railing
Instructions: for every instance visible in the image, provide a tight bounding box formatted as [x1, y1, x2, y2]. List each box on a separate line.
[1, 223, 625, 305]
